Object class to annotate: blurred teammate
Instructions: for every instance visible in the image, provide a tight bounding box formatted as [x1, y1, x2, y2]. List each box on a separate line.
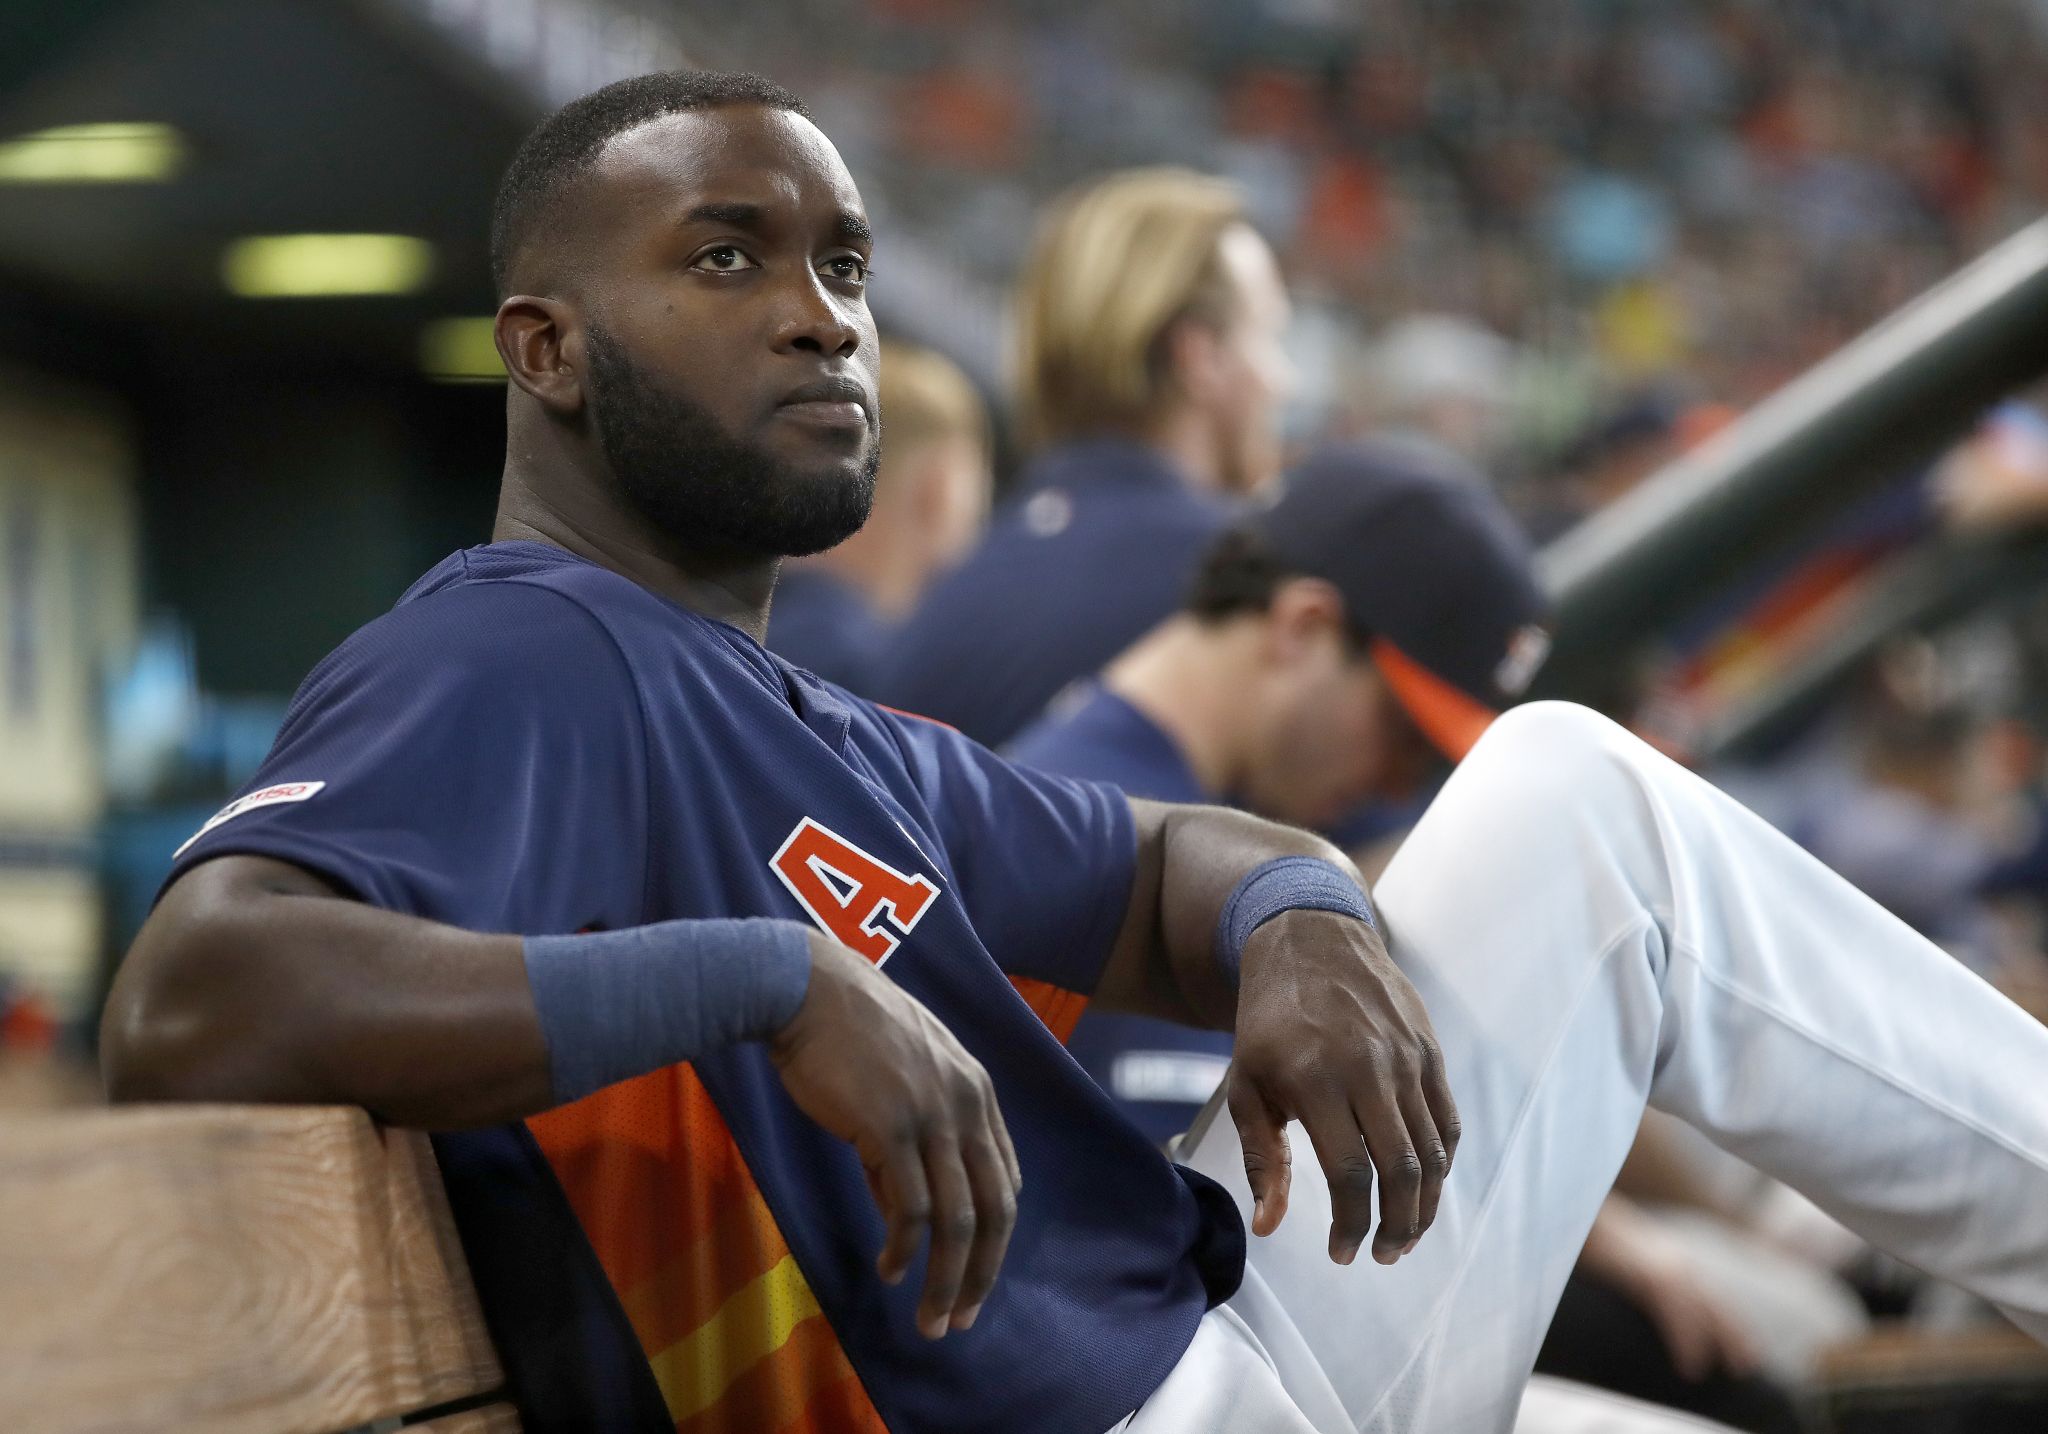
[1013, 442, 1799, 1432]
[1011, 441, 1546, 1141]
[103, 72, 2048, 1434]
[766, 340, 990, 690]
[873, 167, 1294, 745]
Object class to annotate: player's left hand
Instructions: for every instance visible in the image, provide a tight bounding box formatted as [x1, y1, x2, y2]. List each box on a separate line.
[1225, 908, 1457, 1266]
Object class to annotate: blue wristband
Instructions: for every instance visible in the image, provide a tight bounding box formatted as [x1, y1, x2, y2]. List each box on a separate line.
[523, 918, 813, 1105]
[1213, 855, 1376, 990]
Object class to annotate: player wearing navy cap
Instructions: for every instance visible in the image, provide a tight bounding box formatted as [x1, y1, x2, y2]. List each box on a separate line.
[104, 70, 2048, 1434]
[1012, 438, 1549, 1146]
[1012, 442, 1804, 1432]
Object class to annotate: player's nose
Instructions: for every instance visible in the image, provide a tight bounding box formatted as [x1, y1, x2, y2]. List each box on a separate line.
[771, 271, 861, 360]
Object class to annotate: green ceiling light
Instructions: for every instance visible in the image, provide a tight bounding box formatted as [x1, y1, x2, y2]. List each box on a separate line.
[221, 234, 435, 298]
[420, 316, 506, 382]
[0, 122, 186, 183]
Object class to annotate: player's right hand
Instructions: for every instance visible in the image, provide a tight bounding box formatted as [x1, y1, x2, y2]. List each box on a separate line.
[769, 931, 1021, 1340]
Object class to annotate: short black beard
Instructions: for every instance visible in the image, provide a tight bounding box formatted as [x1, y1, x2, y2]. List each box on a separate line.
[583, 321, 876, 558]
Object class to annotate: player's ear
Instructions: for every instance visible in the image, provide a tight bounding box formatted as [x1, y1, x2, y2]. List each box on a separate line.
[1159, 315, 1226, 407]
[496, 295, 586, 416]
[1266, 577, 1347, 659]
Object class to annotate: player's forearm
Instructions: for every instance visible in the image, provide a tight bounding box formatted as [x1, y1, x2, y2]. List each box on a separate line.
[103, 855, 553, 1127]
[1095, 798, 1354, 1028]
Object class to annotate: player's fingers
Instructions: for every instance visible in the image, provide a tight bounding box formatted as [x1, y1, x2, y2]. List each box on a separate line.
[871, 1127, 931, 1290]
[983, 1082, 1023, 1196]
[950, 1110, 1020, 1331]
[1350, 1077, 1423, 1265]
[1419, 1031, 1461, 1173]
[1296, 1092, 1377, 1264]
[1226, 1068, 1292, 1236]
[1394, 1079, 1448, 1251]
[916, 1129, 976, 1340]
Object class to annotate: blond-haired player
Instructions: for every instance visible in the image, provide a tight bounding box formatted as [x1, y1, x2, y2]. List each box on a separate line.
[875, 168, 1294, 745]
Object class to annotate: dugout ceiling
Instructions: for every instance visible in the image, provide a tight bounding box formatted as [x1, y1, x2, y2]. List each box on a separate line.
[0, 0, 540, 697]
[0, 0, 530, 365]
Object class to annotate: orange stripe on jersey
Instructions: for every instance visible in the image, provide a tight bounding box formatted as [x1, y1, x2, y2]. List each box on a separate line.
[766, 1354, 893, 1434]
[1009, 975, 1089, 1043]
[617, 1171, 791, 1355]
[676, 1309, 886, 1434]
[528, 1065, 755, 1296]
[651, 1253, 819, 1419]
[528, 1063, 887, 1433]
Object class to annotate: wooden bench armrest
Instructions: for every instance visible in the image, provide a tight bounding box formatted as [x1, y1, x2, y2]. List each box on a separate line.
[0, 1105, 510, 1434]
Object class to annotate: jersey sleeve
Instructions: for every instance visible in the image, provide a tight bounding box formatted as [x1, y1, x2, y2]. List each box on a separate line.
[161, 579, 650, 934]
[877, 707, 1136, 994]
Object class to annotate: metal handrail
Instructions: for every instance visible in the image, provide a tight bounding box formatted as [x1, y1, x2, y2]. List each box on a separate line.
[1534, 218, 2048, 699]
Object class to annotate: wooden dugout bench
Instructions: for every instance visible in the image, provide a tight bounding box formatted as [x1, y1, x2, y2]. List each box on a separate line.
[0, 1104, 519, 1434]
[8, 1088, 2048, 1434]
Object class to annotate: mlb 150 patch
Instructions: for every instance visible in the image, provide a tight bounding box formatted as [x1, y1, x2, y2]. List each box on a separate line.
[175, 781, 327, 858]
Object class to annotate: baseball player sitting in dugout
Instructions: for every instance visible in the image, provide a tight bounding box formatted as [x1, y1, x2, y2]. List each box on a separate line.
[103, 72, 2048, 1434]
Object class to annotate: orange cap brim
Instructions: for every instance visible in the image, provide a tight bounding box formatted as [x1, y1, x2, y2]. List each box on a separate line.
[1370, 637, 1497, 762]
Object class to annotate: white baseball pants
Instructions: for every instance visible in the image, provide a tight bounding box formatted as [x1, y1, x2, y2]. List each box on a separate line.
[1119, 701, 2048, 1432]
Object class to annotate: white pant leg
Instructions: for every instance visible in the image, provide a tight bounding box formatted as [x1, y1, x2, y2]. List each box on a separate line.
[1178, 701, 2048, 1432]
[1514, 1377, 1745, 1433]
[1114, 1309, 1741, 1434]
[1113, 1297, 1326, 1434]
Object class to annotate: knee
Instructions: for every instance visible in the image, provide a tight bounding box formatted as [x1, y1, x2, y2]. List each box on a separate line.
[1468, 700, 1627, 774]
[1446, 701, 1646, 832]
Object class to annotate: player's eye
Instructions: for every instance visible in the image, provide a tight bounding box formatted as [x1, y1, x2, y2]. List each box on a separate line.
[691, 245, 758, 273]
[820, 254, 869, 286]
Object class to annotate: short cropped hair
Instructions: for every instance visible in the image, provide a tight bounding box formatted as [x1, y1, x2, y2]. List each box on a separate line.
[489, 70, 810, 296]
[1186, 526, 1371, 652]
[879, 341, 988, 467]
[1013, 168, 1248, 447]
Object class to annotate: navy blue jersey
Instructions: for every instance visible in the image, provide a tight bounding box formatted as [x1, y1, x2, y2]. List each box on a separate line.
[1008, 686, 1236, 1146]
[1010, 686, 1210, 808]
[872, 441, 1237, 747]
[765, 565, 893, 695]
[163, 542, 1243, 1434]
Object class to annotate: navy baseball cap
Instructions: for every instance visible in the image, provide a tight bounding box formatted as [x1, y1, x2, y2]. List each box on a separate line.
[1246, 438, 1552, 760]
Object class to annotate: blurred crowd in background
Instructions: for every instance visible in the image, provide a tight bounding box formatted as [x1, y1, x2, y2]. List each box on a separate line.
[694, 0, 2048, 455]
[10, 0, 2048, 1427]
[683, 0, 2048, 1031]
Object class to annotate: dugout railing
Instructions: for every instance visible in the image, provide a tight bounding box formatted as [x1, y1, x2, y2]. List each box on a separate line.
[1533, 215, 2048, 706]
